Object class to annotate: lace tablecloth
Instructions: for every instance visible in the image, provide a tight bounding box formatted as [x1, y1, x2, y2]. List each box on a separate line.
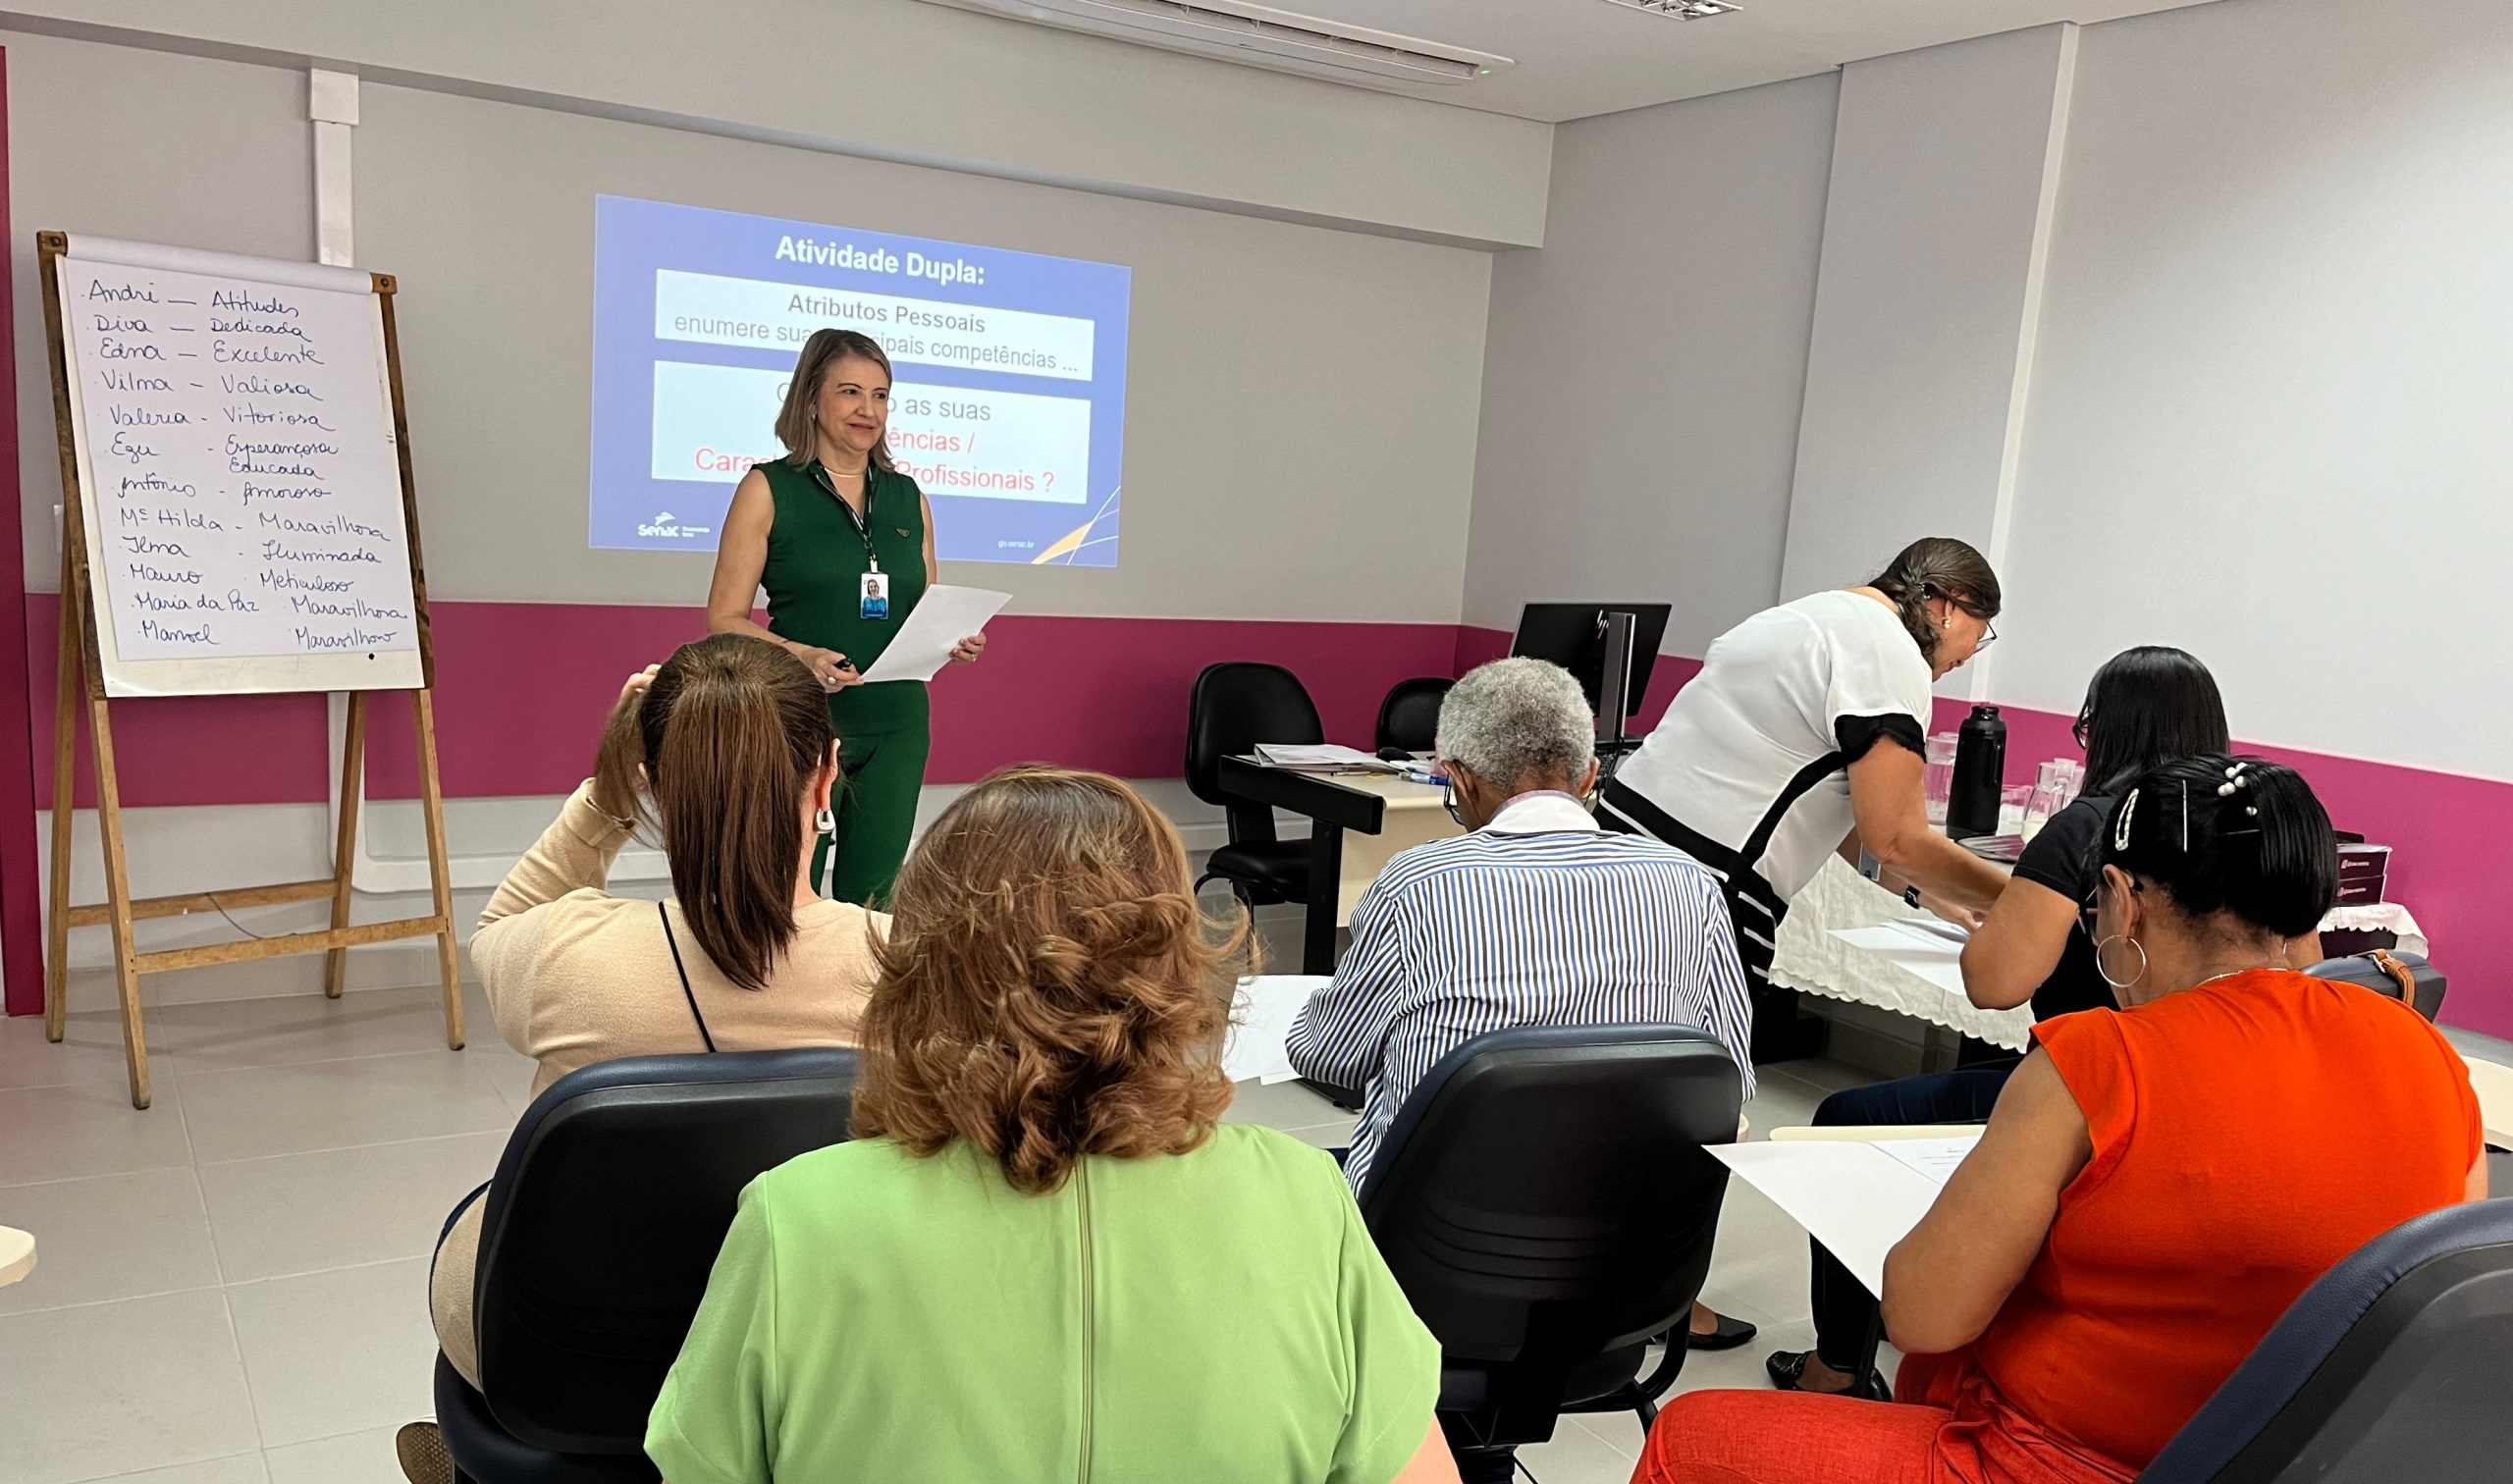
[1766, 859, 2430, 1055]
[1767, 856, 2036, 1052]
[2318, 902, 2428, 957]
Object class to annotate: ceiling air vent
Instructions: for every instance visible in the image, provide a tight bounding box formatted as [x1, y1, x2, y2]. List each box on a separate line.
[1597, 0, 1741, 18]
[919, 0, 1515, 89]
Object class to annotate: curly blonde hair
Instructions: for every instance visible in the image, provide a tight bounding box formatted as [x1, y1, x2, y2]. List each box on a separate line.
[849, 767, 1253, 1193]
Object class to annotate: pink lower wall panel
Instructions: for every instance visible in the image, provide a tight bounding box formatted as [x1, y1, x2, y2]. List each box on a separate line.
[1459, 626, 2509, 1036]
[1976, 702, 2510, 1037]
[23, 602, 2506, 1036]
[27, 596, 1464, 805]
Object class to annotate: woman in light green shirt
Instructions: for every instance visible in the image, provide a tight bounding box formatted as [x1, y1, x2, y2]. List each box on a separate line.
[647, 767, 1458, 1484]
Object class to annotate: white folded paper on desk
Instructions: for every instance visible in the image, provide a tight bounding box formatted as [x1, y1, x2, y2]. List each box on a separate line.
[1253, 744, 1400, 772]
[1829, 924, 1970, 997]
[1223, 975, 1329, 1084]
[1711, 1131, 1983, 1297]
[854, 585, 1012, 683]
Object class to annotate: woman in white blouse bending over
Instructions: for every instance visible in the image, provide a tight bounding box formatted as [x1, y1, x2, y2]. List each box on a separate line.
[1601, 538, 2011, 1057]
[418, 634, 885, 1410]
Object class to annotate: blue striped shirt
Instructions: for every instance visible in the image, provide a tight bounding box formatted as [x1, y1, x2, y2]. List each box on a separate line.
[1285, 792, 1755, 1192]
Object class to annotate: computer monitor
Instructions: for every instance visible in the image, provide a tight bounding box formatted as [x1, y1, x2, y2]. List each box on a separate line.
[1509, 603, 1672, 725]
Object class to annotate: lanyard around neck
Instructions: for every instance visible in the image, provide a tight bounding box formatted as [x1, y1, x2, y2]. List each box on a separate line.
[813, 462, 880, 571]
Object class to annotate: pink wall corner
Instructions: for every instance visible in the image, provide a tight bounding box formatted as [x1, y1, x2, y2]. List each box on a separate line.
[1947, 698, 2513, 1041]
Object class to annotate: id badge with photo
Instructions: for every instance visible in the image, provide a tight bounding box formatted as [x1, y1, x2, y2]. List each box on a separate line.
[860, 569, 890, 622]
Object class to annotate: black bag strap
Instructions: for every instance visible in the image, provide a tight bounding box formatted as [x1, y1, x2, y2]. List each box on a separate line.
[658, 900, 717, 1053]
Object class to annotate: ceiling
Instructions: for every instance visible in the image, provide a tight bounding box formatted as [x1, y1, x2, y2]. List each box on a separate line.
[1222, 0, 2230, 122]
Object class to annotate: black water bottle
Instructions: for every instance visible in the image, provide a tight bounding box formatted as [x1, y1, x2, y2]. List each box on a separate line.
[1947, 704, 2007, 840]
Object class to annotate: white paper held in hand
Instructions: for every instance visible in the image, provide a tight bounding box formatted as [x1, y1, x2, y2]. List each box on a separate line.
[1223, 975, 1330, 1085]
[854, 585, 1011, 683]
[1710, 1130, 1983, 1297]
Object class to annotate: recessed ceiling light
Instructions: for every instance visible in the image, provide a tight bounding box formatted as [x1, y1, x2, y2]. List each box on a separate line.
[1595, 0, 1741, 18]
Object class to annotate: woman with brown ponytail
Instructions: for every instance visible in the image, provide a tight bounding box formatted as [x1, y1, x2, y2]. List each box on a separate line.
[420, 633, 885, 1399]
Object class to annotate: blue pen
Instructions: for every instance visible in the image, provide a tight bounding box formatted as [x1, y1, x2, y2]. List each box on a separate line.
[1399, 767, 1448, 787]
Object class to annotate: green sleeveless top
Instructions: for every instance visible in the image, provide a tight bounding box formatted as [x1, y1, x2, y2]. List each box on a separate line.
[756, 456, 931, 735]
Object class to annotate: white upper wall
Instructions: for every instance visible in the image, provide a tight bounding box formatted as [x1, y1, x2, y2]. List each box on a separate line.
[2000, 0, 2513, 776]
[9, 28, 1494, 623]
[0, 0, 1551, 247]
[1470, 0, 2512, 782]
[1780, 25, 2074, 605]
[1462, 75, 1839, 653]
[352, 80, 1491, 619]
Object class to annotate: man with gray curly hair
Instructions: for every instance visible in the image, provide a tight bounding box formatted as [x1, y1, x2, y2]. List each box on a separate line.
[1426, 658, 1599, 830]
[1287, 659, 1759, 1466]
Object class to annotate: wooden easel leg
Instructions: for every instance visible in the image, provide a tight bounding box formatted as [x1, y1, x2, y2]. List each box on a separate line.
[324, 693, 369, 999]
[43, 577, 80, 1043]
[86, 698, 149, 1109]
[412, 690, 463, 1049]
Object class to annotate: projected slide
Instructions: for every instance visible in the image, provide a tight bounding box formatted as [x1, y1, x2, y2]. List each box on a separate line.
[590, 194, 1130, 564]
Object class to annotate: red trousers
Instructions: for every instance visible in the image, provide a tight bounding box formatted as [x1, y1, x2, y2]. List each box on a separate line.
[1630, 1356, 2136, 1484]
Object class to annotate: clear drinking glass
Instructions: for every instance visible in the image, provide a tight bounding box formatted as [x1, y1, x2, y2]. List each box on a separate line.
[1999, 782, 2036, 837]
[2024, 761, 2069, 839]
[1924, 732, 1958, 826]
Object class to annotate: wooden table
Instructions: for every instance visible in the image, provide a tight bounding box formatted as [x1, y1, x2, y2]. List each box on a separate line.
[1214, 759, 1460, 974]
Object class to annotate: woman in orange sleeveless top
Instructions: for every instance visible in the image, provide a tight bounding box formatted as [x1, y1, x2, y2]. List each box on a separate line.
[1635, 756, 2484, 1484]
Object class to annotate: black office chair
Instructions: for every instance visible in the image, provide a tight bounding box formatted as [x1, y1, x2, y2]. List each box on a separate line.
[433, 1049, 859, 1484]
[1357, 1025, 1743, 1478]
[1374, 676, 1453, 756]
[2305, 950, 2447, 1022]
[1185, 661, 1324, 908]
[2139, 1198, 2513, 1482]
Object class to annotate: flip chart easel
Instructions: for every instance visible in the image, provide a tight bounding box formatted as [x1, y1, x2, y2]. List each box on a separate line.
[35, 232, 462, 1109]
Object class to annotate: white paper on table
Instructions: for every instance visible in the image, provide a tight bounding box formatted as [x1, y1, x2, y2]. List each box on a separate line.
[1874, 1132, 1984, 1187]
[853, 585, 1011, 683]
[1830, 925, 1969, 997]
[1223, 975, 1329, 1085]
[1885, 917, 1972, 947]
[1253, 744, 1401, 772]
[1713, 1139, 1973, 1297]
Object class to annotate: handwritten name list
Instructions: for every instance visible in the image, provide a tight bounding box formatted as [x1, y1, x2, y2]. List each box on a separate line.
[66, 258, 419, 663]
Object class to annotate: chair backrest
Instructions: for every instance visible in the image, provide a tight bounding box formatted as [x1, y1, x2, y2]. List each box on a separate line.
[1375, 676, 1454, 755]
[1359, 1026, 1741, 1427]
[2303, 951, 2446, 1022]
[1184, 662, 1324, 832]
[2139, 1199, 2513, 1483]
[471, 1049, 859, 1455]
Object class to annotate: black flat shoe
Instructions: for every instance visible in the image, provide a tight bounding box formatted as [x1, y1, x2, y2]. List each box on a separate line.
[1684, 1310, 1759, 1351]
[1764, 1348, 1894, 1401]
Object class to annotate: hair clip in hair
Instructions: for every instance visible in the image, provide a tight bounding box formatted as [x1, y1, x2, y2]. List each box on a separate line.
[2114, 788, 2139, 852]
[2218, 762, 2252, 798]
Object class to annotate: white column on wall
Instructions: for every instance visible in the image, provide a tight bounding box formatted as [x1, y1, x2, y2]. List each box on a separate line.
[1779, 24, 2079, 699]
[302, 67, 667, 892]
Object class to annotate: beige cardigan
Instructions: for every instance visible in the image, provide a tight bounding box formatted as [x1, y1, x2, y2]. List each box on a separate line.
[471, 780, 885, 1094]
[440, 781, 882, 1388]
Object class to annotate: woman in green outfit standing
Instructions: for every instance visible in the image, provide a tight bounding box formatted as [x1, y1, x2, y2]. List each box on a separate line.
[707, 329, 984, 906]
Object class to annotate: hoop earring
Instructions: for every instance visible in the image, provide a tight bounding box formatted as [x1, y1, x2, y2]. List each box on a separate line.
[814, 807, 835, 835]
[2096, 933, 2148, 992]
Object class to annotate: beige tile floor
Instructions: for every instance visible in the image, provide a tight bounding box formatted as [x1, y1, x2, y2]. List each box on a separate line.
[0, 985, 1870, 1484]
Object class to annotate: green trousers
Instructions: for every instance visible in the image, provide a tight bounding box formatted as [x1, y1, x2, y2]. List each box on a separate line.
[814, 723, 932, 908]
